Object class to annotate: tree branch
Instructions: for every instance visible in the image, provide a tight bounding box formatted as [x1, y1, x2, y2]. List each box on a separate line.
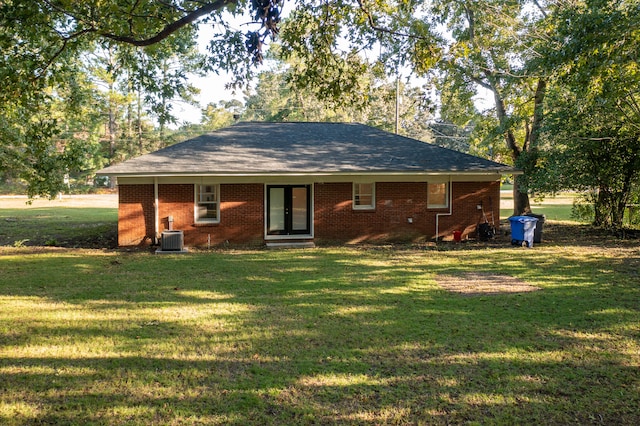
[531, 0, 548, 19]
[468, 73, 493, 92]
[529, 78, 547, 148]
[34, 28, 96, 79]
[355, 0, 428, 40]
[99, 0, 234, 47]
[464, 5, 475, 45]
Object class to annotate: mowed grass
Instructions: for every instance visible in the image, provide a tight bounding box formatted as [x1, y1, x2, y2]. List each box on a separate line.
[500, 191, 582, 222]
[0, 207, 117, 247]
[1, 241, 639, 425]
[1, 198, 639, 424]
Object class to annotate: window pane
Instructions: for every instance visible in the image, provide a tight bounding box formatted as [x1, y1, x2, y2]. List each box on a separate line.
[202, 204, 217, 219]
[358, 183, 372, 196]
[428, 183, 447, 207]
[354, 183, 374, 208]
[196, 184, 219, 221]
[358, 195, 373, 206]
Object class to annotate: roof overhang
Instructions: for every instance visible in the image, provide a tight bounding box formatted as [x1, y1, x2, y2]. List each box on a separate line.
[96, 169, 521, 178]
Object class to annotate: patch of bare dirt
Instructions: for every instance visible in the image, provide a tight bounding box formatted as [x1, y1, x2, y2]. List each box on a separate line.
[436, 272, 540, 296]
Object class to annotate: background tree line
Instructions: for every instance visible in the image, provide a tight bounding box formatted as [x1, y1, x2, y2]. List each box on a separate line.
[1, 0, 638, 230]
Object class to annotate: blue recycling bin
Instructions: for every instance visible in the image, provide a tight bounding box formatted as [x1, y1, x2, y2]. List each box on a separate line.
[509, 216, 539, 247]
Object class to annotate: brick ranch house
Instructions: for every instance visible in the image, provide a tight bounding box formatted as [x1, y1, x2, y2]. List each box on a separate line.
[97, 122, 517, 248]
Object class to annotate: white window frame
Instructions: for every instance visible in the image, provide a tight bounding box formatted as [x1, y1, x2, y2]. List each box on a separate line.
[353, 182, 375, 210]
[194, 184, 220, 223]
[427, 182, 449, 209]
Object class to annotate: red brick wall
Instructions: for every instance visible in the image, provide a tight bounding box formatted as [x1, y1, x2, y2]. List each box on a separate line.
[157, 184, 193, 238]
[313, 182, 427, 243]
[117, 180, 500, 246]
[313, 181, 500, 243]
[118, 183, 264, 247]
[438, 181, 501, 240]
[118, 184, 155, 246]
[186, 183, 264, 246]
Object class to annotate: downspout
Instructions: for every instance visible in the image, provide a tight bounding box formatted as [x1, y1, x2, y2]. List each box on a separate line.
[435, 176, 454, 241]
[154, 177, 159, 245]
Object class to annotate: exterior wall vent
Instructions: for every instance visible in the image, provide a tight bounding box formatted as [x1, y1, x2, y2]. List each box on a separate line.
[161, 230, 184, 251]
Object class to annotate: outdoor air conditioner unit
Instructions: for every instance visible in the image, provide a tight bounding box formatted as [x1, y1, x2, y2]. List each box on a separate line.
[161, 230, 184, 251]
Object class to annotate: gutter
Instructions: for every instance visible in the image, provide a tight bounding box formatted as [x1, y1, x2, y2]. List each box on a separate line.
[97, 169, 521, 178]
[154, 177, 159, 245]
[434, 176, 454, 241]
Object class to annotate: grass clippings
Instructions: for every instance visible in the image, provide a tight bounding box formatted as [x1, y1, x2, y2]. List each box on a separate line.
[437, 272, 540, 296]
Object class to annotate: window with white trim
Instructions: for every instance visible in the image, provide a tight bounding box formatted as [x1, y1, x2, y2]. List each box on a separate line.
[353, 183, 375, 210]
[195, 184, 220, 223]
[427, 182, 449, 208]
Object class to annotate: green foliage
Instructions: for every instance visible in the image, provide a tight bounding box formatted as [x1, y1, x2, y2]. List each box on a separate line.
[0, 1, 270, 197]
[571, 196, 596, 224]
[0, 5, 208, 195]
[200, 100, 243, 130]
[528, 0, 640, 229]
[11, 239, 29, 248]
[241, 60, 433, 139]
[3, 0, 640, 225]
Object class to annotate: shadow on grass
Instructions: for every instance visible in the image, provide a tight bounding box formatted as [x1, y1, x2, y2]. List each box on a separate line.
[0, 247, 639, 424]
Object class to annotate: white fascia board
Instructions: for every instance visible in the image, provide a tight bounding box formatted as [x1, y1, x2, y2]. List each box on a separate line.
[116, 172, 511, 186]
[105, 169, 519, 179]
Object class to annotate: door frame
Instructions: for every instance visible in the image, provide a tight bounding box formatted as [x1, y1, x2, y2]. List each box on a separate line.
[264, 184, 313, 239]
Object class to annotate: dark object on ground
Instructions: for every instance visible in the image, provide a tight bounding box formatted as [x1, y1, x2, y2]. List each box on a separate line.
[525, 213, 546, 243]
[478, 222, 495, 241]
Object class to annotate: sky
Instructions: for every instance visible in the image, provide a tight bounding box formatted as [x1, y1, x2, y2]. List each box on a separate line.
[173, 71, 241, 124]
[171, 22, 246, 125]
[170, 4, 267, 125]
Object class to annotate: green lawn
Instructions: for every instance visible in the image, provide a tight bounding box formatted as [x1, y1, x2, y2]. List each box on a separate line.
[500, 191, 583, 222]
[1, 240, 639, 424]
[0, 207, 117, 247]
[500, 203, 579, 222]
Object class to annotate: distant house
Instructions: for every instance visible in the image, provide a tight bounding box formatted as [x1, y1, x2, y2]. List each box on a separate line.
[96, 122, 516, 247]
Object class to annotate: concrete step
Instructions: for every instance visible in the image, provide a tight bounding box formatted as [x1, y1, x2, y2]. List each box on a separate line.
[265, 241, 315, 249]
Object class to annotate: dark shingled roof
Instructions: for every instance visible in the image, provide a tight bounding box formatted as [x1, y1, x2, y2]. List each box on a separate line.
[97, 122, 516, 176]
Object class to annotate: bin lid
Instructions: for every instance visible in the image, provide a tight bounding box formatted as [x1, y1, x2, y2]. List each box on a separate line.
[509, 215, 538, 223]
[525, 213, 546, 219]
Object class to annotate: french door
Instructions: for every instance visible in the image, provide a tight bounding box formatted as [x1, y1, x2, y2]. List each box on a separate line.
[267, 185, 311, 235]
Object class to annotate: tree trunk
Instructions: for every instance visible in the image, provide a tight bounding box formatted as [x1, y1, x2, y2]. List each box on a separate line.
[108, 95, 117, 190]
[611, 170, 633, 229]
[514, 79, 546, 216]
[594, 186, 609, 227]
[513, 182, 531, 215]
[490, 83, 532, 215]
[137, 87, 143, 153]
[108, 93, 117, 165]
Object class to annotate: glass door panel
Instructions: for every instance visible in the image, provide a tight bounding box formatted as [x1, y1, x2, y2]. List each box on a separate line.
[267, 185, 310, 235]
[291, 187, 308, 231]
[268, 187, 285, 233]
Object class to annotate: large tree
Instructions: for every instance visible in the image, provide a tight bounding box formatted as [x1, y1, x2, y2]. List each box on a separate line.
[274, 1, 554, 215]
[0, 0, 223, 196]
[5, 0, 637, 219]
[240, 59, 432, 139]
[527, 0, 640, 229]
